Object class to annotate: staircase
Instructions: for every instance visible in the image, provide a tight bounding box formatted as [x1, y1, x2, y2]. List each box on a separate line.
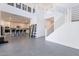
[46, 22, 79, 49]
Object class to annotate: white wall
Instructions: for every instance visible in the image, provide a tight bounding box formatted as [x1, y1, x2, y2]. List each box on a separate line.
[35, 10, 45, 38]
[46, 5, 79, 49]
[54, 12, 65, 30]
[44, 9, 65, 37]
[46, 22, 79, 49]
[30, 13, 37, 24]
[0, 3, 33, 18]
[30, 10, 45, 38]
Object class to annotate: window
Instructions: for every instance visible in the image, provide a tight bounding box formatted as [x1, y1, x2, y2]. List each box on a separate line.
[28, 6, 31, 12]
[24, 5, 27, 11]
[22, 4, 27, 11]
[7, 3, 14, 6]
[7, 3, 34, 13]
[33, 8, 35, 13]
[22, 4, 25, 10]
[16, 3, 21, 9]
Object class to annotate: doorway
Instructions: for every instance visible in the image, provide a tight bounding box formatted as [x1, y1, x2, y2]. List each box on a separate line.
[45, 17, 54, 36]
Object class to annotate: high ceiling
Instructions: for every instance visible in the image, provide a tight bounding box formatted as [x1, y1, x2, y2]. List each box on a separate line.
[26, 3, 53, 11]
[26, 3, 79, 12]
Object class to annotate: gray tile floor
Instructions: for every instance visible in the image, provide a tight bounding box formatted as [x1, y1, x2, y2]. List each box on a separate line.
[0, 36, 79, 56]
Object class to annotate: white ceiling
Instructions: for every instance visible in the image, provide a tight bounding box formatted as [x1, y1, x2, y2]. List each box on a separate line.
[26, 3, 53, 11]
[26, 3, 79, 12]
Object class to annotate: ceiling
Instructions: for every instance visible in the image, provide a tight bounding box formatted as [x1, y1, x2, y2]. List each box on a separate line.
[26, 3, 79, 12]
[1, 11, 30, 24]
[26, 3, 53, 11]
